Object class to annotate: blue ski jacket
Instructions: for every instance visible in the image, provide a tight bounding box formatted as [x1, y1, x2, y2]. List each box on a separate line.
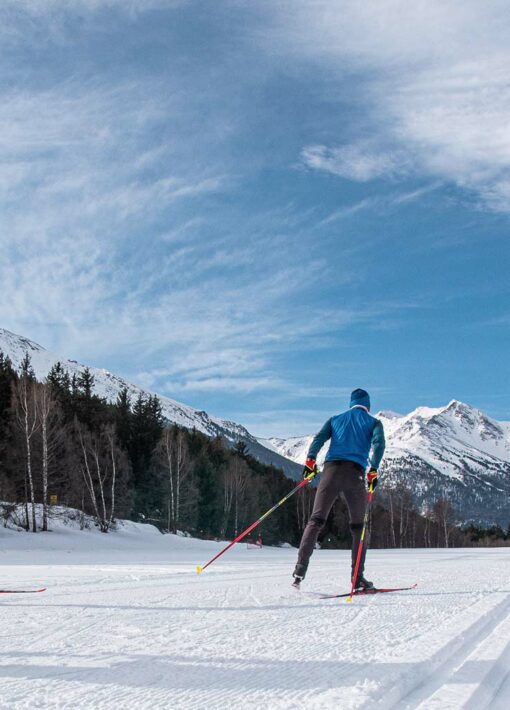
[307, 406, 385, 470]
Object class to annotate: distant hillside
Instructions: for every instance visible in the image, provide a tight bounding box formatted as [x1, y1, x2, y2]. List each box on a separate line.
[262, 402, 510, 527]
[0, 327, 301, 479]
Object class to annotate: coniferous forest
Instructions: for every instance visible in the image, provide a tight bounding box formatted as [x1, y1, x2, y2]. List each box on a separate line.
[0, 351, 507, 548]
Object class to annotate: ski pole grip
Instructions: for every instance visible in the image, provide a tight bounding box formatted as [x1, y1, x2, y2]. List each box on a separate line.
[306, 466, 318, 481]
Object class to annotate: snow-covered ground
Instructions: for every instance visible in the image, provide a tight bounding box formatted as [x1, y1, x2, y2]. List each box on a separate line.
[1, 522, 509, 709]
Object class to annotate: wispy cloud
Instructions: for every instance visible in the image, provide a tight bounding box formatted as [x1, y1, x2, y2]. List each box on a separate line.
[317, 198, 377, 226]
[261, 0, 510, 213]
[2, 1, 496, 436]
[316, 182, 441, 227]
[474, 313, 510, 328]
[389, 182, 443, 205]
[302, 142, 409, 182]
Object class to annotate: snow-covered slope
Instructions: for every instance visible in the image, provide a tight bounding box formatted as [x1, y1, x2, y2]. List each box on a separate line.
[0, 328, 300, 477]
[263, 402, 510, 526]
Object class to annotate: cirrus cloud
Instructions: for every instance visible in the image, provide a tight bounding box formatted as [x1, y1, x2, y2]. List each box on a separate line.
[260, 0, 510, 212]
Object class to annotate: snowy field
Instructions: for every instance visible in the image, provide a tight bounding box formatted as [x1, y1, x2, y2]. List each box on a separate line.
[1, 522, 509, 710]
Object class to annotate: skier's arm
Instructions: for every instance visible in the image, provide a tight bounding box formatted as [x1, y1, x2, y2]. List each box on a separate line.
[307, 418, 333, 460]
[369, 419, 385, 470]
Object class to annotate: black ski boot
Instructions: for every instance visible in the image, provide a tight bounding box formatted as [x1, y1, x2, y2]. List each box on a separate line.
[292, 563, 307, 588]
[354, 574, 374, 591]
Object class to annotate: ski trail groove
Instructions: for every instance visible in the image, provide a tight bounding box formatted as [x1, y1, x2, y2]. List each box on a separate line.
[387, 593, 510, 709]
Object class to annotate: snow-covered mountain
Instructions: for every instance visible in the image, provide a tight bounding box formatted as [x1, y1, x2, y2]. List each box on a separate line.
[262, 403, 510, 527]
[3, 327, 509, 526]
[0, 328, 301, 478]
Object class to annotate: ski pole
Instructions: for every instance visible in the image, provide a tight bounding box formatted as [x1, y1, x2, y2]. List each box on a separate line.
[196, 469, 318, 574]
[347, 481, 375, 603]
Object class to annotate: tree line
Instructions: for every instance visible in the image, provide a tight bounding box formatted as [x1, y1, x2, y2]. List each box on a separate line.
[0, 351, 506, 548]
[0, 352, 301, 544]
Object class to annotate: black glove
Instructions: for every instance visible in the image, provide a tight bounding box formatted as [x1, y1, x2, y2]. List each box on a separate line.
[303, 457, 317, 479]
[367, 468, 378, 489]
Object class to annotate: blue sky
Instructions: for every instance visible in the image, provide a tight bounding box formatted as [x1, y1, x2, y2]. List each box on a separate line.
[1, 0, 509, 436]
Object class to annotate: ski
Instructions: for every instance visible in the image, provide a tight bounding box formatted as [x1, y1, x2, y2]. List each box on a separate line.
[0, 588, 47, 594]
[320, 583, 417, 599]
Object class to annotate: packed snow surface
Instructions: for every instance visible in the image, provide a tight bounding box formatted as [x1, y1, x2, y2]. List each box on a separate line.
[1, 522, 509, 709]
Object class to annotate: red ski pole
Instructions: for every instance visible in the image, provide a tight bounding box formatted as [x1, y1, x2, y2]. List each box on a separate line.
[196, 469, 317, 574]
[347, 481, 375, 603]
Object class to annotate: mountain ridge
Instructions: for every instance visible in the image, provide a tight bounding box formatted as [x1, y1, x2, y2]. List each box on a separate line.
[263, 401, 510, 527]
[3, 327, 509, 526]
[0, 327, 301, 478]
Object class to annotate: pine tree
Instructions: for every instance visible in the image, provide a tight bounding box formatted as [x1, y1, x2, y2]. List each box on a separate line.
[19, 353, 36, 380]
[0, 353, 17, 503]
[233, 440, 248, 458]
[129, 394, 164, 519]
[72, 368, 108, 432]
[195, 453, 220, 535]
[77, 367, 95, 398]
[0, 352, 16, 435]
[114, 387, 132, 452]
[47, 362, 71, 395]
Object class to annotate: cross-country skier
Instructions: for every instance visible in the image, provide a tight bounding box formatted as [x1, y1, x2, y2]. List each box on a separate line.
[292, 388, 385, 590]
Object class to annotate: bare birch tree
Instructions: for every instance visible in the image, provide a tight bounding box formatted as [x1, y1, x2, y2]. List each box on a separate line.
[76, 421, 123, 532]
[174, 429, 189, 530]
[104, 424, 119, 531]
[398, 490, 409, 547]
[423, 512, 431, 547]
[155, 426, 191, 533]
[222, 461, 235, 537]
[232, 457, 248, 537]
[433, 497, 453, 548]
[34, 383, 62, 531]
[296, 484, 315, 534]
[12, 377, 39, 532]
[387, 489, 397, 548]
[220, 455, 249, 537]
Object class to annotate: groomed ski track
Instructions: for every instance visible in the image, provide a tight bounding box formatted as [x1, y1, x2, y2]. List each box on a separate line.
[0, 527, 508, 709]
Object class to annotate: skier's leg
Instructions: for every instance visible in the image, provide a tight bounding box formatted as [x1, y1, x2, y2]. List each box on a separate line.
[341, 463, 370, 579]
[294, 462, 342, 579]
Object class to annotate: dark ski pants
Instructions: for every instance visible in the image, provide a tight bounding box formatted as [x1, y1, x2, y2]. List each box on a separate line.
[297, 460, 368, 576]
